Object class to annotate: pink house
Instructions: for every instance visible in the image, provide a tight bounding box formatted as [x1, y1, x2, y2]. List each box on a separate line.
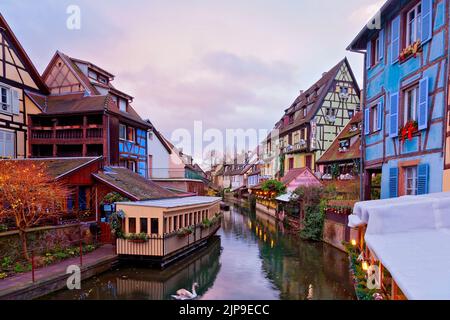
[281, 167, 322, 192]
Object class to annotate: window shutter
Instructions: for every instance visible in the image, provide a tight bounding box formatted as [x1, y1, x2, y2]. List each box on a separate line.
[389, 92, 399, 137]
[391, 16, 401, 64]
[377, 97, 384, 131]
[366, 41, 372, 70]
[421, 0, 433, 44]
[417, 163, 430, 195]
[11, 89, 20, 115]
[418, 77, 429, 130]
[364, 108, 370, 135]
[389, 167, 399, 198]
[379, 29, 385, 60]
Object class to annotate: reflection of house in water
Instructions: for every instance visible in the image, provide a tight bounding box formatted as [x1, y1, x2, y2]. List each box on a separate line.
[114, 237, 222, 300]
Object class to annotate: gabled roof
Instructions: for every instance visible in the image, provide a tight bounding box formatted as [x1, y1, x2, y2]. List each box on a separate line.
[146, 120, 172, 154]
[93, 167, 177, 201]
[280, 167, 321, 186]
[316, 112, 362, 164]
[3, 157, 102, 180]
[278, 58, 358, 135]
[347, 0, 397, 52]
[0, 14, 49, 93]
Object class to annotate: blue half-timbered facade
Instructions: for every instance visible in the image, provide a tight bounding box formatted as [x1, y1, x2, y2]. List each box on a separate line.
[348, 0, 448, 199]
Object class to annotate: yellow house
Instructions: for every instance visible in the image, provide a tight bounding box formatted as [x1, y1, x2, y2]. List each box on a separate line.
[115, 196, 221, 266]
[0, 14, 48, 159]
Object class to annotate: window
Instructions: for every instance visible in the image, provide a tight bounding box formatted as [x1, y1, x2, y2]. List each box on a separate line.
[371, 35, 380, 66]
[348, 109, 355, 119]
[289, 114, 294, 124]
[405, 166, 418, 195]
[119, 124, 126, 140]
[1, 86, 10, 113]
[0, 130, 15, 158]
[98, 75, 108, 84]
[150, 218, 159, 234]
[406, 3, 422, 46]
[140, 218, 148, 234]
[119, 98, 127, 113]
[127, 126, 135, 142]
[371, 104, 379, 132]
[301, 107, 307, 118]
[78, 187, 87, 211]
[129, 218, 136, 233]
[326, 108, 336, 117]
[404, 85, 419, 124]
[88, 69, 97, 80]
[189, 213, 193, 225]
[173, 216, 178, 230]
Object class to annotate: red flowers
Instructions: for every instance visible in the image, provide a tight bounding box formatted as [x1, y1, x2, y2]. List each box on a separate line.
[399, 120, 418, 142]
[399, 41, 422, 63]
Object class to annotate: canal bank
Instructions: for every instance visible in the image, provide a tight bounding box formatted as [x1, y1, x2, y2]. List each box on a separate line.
[42, 203, 356, 300]
[0, 245, 118, 300]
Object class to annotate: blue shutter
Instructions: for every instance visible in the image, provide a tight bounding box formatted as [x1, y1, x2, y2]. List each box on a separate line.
[418, 77, 429, 130]
[417, 163, 430, 195]
[364, 108, 370, 135]
[366, 41, 372, 70]
[378, 29, 385, 61]
[389, 167, 399, 198]
[389, 92, 399, 137]
[377, 97, 384, 131]
[391, 16, 400, 64]
[421, 0, 433, 44]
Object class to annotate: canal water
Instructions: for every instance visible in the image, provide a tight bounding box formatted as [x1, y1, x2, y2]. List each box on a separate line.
[42, 204, 356, 300]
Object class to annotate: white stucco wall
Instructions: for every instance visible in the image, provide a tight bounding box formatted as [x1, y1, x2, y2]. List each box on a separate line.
[148, 131, 170, 179]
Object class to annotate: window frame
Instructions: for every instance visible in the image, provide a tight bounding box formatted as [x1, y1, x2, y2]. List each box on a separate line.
[405, 2, 422, 47]
[404, 166, 418, 195]
[403, 84, 419, 125]
[0, 129, 15, 158]
[119, 124, 126, 140]
[0, 85, 11, 114]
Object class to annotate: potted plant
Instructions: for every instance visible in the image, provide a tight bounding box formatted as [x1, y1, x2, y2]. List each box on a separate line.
[127, 233, 148, 243]
[399, 40, 422, 62]
[399, 120, 418, 142]
[177, 226, 193, 237]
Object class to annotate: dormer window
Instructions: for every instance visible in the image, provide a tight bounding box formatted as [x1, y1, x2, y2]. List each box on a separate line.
[289, 114, 294, 125]
[98, 75, 108, 84]
[88, 69, 97, 80]
[119, 98, 127, 113]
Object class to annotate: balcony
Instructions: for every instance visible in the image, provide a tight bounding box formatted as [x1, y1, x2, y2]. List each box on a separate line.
[30, 127, 103, 144]
[282, 140, 308, 154]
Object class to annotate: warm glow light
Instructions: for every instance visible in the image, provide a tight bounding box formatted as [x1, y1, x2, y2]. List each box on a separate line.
[263, 234, 267, 242]
[271, 240, 274, 248]
[362, 261, 369, 271]
[351, 239, 357, 246]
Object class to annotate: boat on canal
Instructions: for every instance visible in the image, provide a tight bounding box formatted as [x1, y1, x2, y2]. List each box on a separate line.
[115, 196, 222, 267]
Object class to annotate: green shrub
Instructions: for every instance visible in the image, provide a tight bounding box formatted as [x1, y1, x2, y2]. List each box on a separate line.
[13, 262, 25, 273]
[1, 256, 12, 270]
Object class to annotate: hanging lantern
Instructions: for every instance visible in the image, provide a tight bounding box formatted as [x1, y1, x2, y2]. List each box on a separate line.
[351, 239, 357, 246]
[362, 261, 369, 271]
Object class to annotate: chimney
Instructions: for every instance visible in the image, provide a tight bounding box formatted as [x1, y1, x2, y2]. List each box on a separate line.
[322, 72, 327, 77]
[299, 90, 304, 95]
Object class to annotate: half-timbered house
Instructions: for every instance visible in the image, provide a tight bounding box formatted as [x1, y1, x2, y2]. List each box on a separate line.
[277, 58, 361, 175]
[27, 51, 150, 177]
[0, 14, 49, 159]
[348, 0, 448, 199]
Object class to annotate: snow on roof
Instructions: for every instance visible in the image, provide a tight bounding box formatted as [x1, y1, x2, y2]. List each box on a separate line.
[349, 192, 450, 300]
[116, 196, 221, 208]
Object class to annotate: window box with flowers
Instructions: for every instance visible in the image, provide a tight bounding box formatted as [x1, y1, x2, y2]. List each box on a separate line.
[177, 226, 194, 237]
[126, 233, 148, 243]
[398, 120, 419, 143]
[399, 41, 422, 63]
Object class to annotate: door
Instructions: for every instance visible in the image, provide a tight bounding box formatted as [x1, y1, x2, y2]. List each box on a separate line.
[305, 155, 312, 170]
[288, 158, 294, 171]
[100, 222, 113, 244]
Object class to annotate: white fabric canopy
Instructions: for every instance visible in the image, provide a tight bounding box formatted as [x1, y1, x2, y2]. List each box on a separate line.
[349, 192, 450, 300]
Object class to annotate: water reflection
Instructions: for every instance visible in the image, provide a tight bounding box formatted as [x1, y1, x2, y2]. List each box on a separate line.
[43, 203, 355, 300]
[44, 237, 222, 300]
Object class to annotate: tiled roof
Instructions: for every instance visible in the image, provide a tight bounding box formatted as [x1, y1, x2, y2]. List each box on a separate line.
[93, 167, 177, 201]
[280, 167, 321, 185]
[2, 157, 101, 179]
[316, 112, 362, 164]
[278, 58, 352, 135]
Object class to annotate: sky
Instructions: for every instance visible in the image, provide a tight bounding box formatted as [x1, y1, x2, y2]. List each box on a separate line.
[1, 0, 384, 165]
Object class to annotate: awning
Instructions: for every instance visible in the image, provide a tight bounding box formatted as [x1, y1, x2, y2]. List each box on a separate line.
[275, 192, 298, 203]
[349, 192, 450, 300]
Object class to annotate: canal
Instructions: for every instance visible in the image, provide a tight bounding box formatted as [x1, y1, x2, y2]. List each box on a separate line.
[42, 204, 356, 300]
